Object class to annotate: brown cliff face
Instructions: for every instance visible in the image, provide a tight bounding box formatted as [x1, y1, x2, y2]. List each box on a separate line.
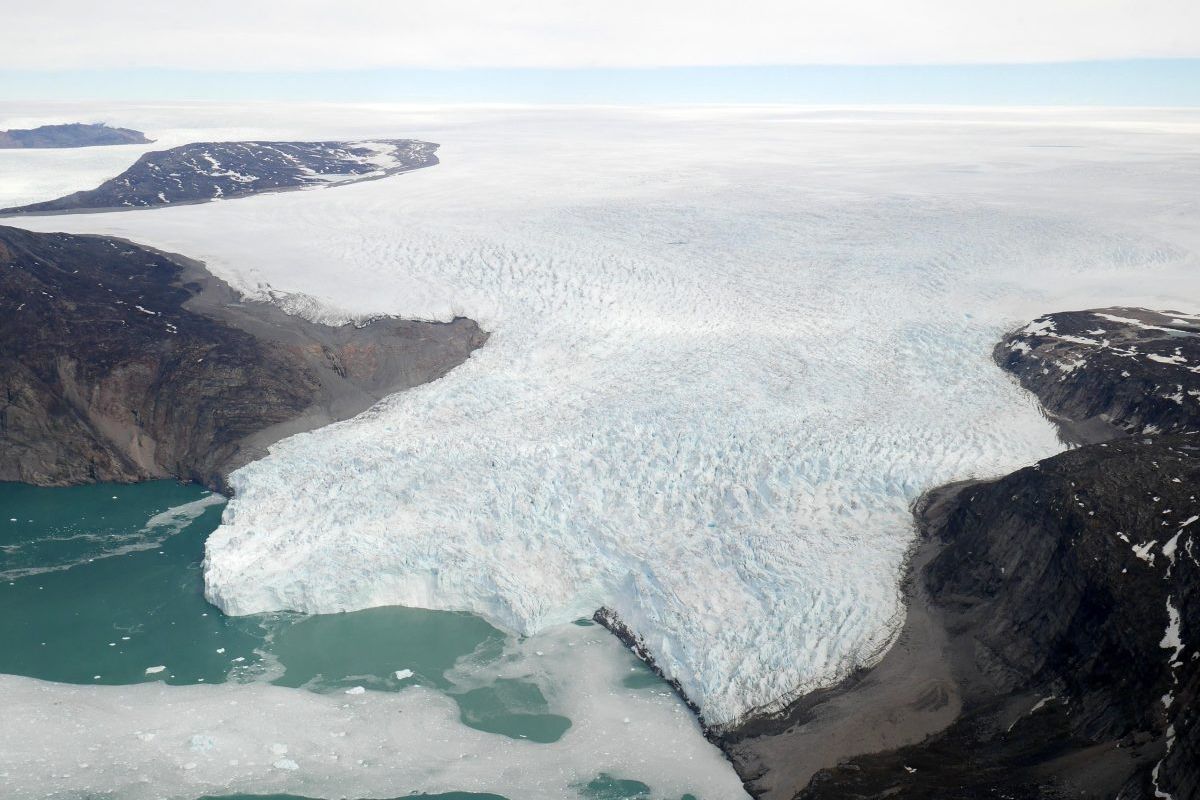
[0, 225, 486, 491]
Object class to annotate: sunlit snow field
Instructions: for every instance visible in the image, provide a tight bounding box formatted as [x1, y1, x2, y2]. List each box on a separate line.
[3, 102, 1200, 798]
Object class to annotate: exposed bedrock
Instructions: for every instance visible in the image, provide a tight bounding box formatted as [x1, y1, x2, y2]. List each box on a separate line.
[0, 225, 486, 492]
[996, 307, 1200, 441]
[723, 308, 1199, 800]
[0, 139, 439, 214]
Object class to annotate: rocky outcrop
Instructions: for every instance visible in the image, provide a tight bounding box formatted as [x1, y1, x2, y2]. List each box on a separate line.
[0, 123, 151, 149]
[996, 307, 1200, 440]
[0, 139, 438, 214]
[0, 225, 486, 491]
[798, 435, 1198, 799]
[725, 308, 1199, 800]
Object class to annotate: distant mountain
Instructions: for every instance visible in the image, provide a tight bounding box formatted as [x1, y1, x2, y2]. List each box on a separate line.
[0, 123, 151, 149]
[0, 139, 439, 214]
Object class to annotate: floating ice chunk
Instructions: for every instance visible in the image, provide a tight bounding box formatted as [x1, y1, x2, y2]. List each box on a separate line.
[144, 666, 166, 675]
[189, 734, 215, 752]
[143, 493, 225, 534]
[344, 686, 366, 695]
[393, 669, 414, 681]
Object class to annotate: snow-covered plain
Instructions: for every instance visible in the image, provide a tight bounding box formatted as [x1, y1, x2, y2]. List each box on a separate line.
[6, 105, 1200, 734]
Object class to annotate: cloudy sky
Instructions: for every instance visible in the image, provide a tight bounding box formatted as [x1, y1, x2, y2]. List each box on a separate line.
[7, 0, 1200, 70]
[2, 0, 1199, 103]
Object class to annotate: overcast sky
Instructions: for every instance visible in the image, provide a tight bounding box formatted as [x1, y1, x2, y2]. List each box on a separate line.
[5, 0, 1200, 71]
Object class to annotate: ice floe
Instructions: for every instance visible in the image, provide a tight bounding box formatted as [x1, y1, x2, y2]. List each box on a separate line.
[0, 621, 743, 799]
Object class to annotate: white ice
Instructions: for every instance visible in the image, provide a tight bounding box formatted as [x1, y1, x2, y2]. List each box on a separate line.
[0, 622, 744, 799]
[5, 105, 1200, 732]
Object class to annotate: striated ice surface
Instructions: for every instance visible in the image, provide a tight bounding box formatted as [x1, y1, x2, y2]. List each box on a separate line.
[8, 104, 1200, 728]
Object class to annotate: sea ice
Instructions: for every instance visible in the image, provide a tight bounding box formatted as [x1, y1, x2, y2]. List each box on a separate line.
[0, 622, 743, 799]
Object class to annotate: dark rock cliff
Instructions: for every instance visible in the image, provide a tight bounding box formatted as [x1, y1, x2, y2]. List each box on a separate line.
[1, 139, 438, 214]
[0, 123, 151, 149]
[735, 308, 1199, 800]
[0, 225, 486, 491]
[995, 307, 1200, 439]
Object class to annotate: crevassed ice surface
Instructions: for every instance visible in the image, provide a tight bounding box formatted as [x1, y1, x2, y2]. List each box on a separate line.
[8, 104, 1200, 727]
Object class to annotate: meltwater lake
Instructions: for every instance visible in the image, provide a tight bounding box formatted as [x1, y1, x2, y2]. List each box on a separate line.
[0, 481, 706, 800]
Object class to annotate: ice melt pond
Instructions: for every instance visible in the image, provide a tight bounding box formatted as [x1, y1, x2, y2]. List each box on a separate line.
[0, 481, 707, 800]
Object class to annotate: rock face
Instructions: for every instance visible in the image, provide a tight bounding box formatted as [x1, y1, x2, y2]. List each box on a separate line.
[0, 123, 151, 149]
[0, 225, 486, 491]
[728, 308, 1199, 800]
[0, 139, 439, 214]
[996, 307, 1200, 440]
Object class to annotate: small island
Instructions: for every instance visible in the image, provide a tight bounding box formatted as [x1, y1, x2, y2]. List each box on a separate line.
[0, 138, 439, 214]
[0, 122, 151, 149]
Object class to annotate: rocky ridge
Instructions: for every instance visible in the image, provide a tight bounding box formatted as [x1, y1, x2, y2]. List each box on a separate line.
[0, 225, 485, 492]
[0, 139, 438, 214]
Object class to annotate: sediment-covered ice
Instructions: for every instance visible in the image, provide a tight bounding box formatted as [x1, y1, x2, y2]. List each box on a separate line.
[9, 104, 1200, 728]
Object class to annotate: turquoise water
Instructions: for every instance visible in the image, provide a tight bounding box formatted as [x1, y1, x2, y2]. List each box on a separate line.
[0, 481, 571, 740]
[0, 480, 686, 800]
[204, 795, 505, 800]
[204, 795, 504, 800]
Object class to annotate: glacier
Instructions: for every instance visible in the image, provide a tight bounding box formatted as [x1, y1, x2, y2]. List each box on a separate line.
[7, 104, 1200, 730]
